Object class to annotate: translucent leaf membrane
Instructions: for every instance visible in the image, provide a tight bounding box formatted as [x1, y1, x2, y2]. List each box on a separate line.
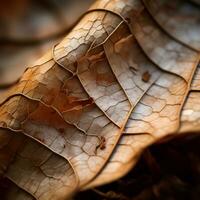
[180, 92, 200, 133]
[0, 129, 77, 200]
[0, 1, 134, 194]
[129, 3, 199, 81]
[191, 64, 200, 90]
[180, 64, 200, 133]
[83, 0, 200, 189]
[143, 0, 200, 51]
[0, 0, 200, 199]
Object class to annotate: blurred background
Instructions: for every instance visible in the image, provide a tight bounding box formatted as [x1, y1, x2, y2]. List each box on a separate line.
[0, 0, 94, 86]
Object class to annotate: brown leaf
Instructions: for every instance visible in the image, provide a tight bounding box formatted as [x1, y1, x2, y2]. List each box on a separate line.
[0, 0, 200, 199]
[0, 128, 78, 199]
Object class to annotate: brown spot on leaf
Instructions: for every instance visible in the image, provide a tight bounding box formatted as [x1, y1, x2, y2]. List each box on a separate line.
[142, 71, 151, 82]
[58, 128, 65, 134]
[95, 136, 106, 153]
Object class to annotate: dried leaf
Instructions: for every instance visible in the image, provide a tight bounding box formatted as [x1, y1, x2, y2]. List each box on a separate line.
[0, 0, 200, 199]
